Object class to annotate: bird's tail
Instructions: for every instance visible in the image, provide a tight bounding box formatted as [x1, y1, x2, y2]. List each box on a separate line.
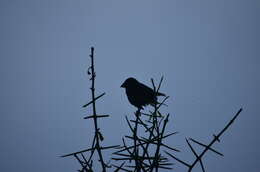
[150, 101, 168, 107]
[156, 92, 166, 97]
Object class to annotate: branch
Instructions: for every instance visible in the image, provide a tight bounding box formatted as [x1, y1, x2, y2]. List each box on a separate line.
[166, 108, 243, 172]
[188, 108, 243, 171]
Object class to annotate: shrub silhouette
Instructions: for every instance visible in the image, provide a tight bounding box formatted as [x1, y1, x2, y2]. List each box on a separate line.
[61, 47, 243, 172]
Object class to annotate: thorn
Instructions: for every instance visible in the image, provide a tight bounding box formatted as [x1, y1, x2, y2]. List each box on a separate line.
[213, 134, 220, 142]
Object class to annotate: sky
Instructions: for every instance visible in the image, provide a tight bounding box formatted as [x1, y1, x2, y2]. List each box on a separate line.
[0, 0, 259, 171]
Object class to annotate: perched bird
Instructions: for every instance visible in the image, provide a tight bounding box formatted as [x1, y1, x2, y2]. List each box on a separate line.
[121, 77, 165, 109]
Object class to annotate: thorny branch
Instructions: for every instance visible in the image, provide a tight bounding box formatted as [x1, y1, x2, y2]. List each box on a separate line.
[61, 47, 243, 172]
[113, 77, 178, 172]
[61, 47, 119, 172]
[89, 47, 107, 171]
[166, 108, 243, 172]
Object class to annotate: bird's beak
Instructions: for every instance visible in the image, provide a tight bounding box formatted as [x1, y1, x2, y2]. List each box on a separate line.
[121, 83, 125, 88]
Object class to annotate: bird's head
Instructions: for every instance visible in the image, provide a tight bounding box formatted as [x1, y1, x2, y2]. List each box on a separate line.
[121, 77, 138, 88]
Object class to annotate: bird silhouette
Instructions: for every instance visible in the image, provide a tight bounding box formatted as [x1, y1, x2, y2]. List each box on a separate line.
[121, 77, 165, 109]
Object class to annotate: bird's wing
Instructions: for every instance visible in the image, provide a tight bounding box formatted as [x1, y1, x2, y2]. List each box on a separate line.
[138, 83, 155, 96]
[139, 83, 166, 97]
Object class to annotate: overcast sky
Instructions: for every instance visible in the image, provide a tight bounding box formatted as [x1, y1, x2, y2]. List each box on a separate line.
[0, 0, 259, 171]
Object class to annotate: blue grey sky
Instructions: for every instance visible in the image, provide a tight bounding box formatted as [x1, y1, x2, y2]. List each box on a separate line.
[0, 0, 259, 171]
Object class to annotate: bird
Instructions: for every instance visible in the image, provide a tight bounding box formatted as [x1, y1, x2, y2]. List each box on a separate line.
[121, 77, 165, 109]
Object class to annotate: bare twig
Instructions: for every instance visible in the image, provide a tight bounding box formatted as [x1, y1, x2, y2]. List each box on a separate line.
[188, 108, 243, 172]
[61, 47, 118, 172]
[82, 92, 105, 108]
[166, 108, 243, 172]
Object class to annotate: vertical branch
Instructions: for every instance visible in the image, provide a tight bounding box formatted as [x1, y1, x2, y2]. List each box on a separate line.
[89, 47, 106, 172]
[133, 108, 141, 171]
[62, 47, 120, 172]
[151, 103, 160, 172]
[149, 77, 166, 172]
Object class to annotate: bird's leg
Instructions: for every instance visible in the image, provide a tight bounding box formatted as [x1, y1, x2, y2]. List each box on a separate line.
[135, 108, 141, 117]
